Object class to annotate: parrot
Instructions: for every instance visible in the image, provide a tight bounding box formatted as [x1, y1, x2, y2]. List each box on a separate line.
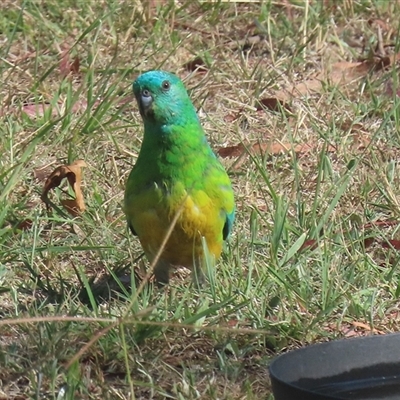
[124, 70, 235, 285]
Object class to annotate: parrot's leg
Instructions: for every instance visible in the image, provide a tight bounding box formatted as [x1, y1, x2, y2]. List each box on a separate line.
[153, 259, 171, 286]
[192, 238, 217, 286]
[192, 262, 206, 287]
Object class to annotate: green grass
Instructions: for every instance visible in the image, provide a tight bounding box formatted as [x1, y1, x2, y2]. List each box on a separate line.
[2, 0, 400, 398]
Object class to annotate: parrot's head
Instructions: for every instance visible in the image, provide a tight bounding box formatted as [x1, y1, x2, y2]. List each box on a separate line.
[132, 70, 198, 126]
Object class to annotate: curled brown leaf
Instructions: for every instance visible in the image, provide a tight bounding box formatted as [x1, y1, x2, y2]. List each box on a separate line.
[41, 159, 87, 216]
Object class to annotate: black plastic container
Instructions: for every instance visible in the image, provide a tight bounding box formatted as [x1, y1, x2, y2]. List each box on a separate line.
[269, 333, 400, 400]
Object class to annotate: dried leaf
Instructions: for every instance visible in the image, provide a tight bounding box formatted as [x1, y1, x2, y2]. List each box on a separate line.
[33, 164, 55, 182]
[70, 57, 80, 75]
[15, 219, 33, 231]
[20, 100, 87, 118]
[183, 56, 208, 73]
[364, 237, 375, 248]
[60, 48, 80, 77]
[228, 34, 265, 51]
[351, 132, 372, 150]
[323, 0, 338, 13]
[41, 160, 87, 216]
[352, 321, 385, 335]
[61, 199, 82, 217]
[224, 113, 240, 123]
[280, 0, 294, 19]
[142, 0, 162, 23]
[218, 133, 371, 172]
[342, 326, 359, 338]
[300, 239, 318, 251]
[218, 141, 318, 159]
[218, 144, 244, 158]
[21, 103, 54, 118]
[4, 94, 130, 119]
[227, 319, 239, 328]
[256, 97, 292, 113]
[368, 18, 390, 32]
[277, 54, 400, 99]
[384, 76, 400, 98]
[174, 21, 210, 36]
[382, 239, 400, 250]
[289, 60, 370, 96]
[363, 220, 398, 230]
[116, 94, 135, 107]
[339, 121, 365, 133]
[17, 97, 104, 119]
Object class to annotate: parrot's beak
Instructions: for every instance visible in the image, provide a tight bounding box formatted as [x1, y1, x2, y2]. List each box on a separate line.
[137, 90, 153, 118]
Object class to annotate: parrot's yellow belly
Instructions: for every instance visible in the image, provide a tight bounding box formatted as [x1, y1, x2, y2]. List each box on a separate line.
[125, 182, 224, 268]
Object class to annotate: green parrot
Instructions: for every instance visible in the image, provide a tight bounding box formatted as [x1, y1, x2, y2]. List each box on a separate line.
[124, 70, 235, 285]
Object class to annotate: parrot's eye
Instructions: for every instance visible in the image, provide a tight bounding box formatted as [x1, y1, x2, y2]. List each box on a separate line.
[142, 89, 151, 97]
[161, 80, 170, 91]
